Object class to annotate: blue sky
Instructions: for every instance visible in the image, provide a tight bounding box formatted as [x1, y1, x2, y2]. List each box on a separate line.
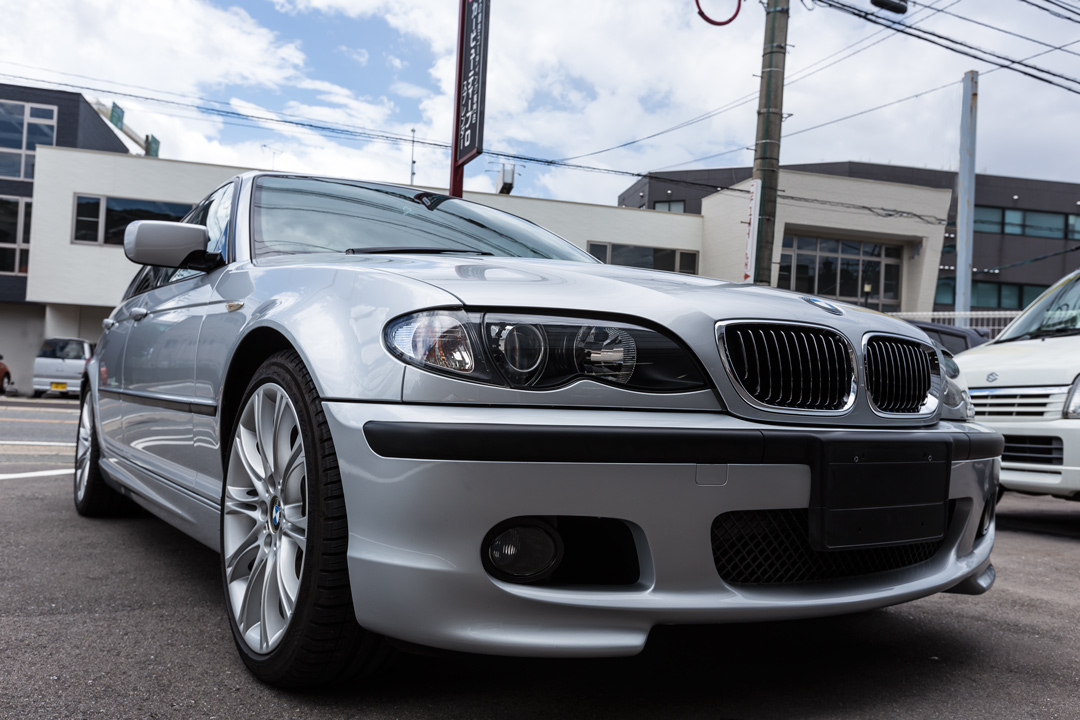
[2, 0, 1079, 205]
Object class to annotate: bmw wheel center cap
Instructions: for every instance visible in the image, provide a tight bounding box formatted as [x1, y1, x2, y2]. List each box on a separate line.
[270, 498, 282, 533]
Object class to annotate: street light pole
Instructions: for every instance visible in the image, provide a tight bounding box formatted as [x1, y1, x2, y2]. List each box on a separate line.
[955, 70, 979, 326]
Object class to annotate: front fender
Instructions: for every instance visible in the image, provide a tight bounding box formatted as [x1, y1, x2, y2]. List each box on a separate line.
[204, 262, 462, 401]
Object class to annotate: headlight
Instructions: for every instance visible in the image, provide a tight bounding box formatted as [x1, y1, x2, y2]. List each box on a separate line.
[939, 350, 974, 421]
[1064, 374, 1080, 418]
[386, 310, 707, 392]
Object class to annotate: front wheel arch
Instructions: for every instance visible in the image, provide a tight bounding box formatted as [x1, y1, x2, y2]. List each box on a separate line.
[218, 327, 296, 472]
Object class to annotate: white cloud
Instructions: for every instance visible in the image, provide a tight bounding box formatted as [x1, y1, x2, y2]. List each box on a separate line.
[390, 81, 430, 100]
[0, 0, 306, 95]
[3, 0, 1078, 205]
[339, 46, 370, 66]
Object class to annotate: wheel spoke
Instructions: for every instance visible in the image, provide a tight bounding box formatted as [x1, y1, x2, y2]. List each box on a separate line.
[276, 542, 298, 617]
[280, 502, 307, 542]
[224, 525, 262, 580]
[233, 430, 269, 501]
[271, 390, 289, 484]
[224, 483, 263, 520]
[260, 548, 278, 652]
[239, 547, 267, 636]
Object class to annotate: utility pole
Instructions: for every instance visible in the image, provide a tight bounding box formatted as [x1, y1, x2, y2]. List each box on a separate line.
[752, 0, 790, 285]
[410, 128, 417, 185]
[955, 70, 978, 326]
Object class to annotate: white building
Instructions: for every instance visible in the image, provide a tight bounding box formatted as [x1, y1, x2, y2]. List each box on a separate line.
[5, 146, 950, 395]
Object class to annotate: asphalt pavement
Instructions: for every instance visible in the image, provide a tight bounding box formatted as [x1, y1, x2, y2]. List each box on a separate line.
[1, 398, 1079, 719]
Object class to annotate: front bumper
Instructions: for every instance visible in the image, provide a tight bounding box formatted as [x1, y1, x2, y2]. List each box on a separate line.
[324, 402, 1000, 657]
[975, 417, 1080, 498]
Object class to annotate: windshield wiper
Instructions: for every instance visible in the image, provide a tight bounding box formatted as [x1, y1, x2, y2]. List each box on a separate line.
[345, 246, 493, 256]
[999, 326, 1080, 343]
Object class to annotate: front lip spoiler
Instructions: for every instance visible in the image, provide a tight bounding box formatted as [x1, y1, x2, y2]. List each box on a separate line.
[363, 421, 1003, 464]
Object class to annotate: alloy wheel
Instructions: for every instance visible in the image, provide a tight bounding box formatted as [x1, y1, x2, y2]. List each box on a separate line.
[223, 382, 308, 654]
[75, 397, 92, 503]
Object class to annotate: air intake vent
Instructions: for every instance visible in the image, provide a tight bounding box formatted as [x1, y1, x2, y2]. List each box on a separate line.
[864, 336, 936, 414]
[711, 509, 947, 585]
[721, 323, 854, 411]
[1002, 435, 1063, 465]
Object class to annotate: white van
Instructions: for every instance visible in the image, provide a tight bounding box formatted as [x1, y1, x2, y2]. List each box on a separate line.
[32, 338, 92, 398]
[957, 270, 1080, 500]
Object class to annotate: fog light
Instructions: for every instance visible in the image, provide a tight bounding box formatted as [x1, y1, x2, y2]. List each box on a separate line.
[483, 519, 563, 583]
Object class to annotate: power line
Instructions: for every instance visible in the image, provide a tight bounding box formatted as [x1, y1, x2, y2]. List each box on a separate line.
[557, 0, 958, 162]
[1013, 0, 1080, 24]
[0, 71, 452, 151]
[910, 1, 1080, 57]
[982, 243, 1080, 272]
[658, 33, 1080, 171]
[816, 0, 1080, 93]
[1036, 0, 1080, 19]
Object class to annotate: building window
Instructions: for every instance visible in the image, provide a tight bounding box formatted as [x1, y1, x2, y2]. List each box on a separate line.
[0, 100, 56, 180]
[653, 200, 685, 213]
[777, 235, 902, 312]
[72, 195, 193, 246]
[0, 196, 31, 275]
[974, 205, 1080, 239]
[587, 241, 698, 274]
[934, 277, 1048, 309]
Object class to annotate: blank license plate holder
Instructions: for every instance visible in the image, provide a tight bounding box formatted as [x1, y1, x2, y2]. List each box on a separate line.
[809, 438, 950, 551]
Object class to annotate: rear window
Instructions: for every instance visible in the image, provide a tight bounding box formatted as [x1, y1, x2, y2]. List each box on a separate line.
[38, 339, 86, 360]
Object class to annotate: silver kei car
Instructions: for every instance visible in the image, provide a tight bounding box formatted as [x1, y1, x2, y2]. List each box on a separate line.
[78, 172, 1002, 688]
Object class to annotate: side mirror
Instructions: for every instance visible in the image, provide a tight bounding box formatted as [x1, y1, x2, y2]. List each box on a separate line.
[124, 221, 218, 269]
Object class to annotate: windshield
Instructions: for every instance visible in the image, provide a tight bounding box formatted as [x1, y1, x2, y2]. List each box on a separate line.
[997, 272, 1080, 342]
[251, 176, 597, 263]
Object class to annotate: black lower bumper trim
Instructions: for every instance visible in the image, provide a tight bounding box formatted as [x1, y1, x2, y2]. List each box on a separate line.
[363, 422, 1003, 464]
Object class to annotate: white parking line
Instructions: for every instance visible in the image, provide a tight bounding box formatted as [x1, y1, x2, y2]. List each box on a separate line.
[0, 469, 74, 480]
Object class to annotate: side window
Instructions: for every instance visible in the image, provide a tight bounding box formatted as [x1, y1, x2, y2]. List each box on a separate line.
[123, 266, 164, 300]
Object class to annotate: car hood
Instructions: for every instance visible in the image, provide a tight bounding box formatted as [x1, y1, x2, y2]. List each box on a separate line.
[957, 335, 1080, 388]
[267, 253, 926, 342]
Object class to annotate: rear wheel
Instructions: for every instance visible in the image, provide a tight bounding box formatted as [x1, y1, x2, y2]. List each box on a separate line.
[221, 350, 392, 688]
[1, 373, 10, 394]
[32, 390, 43, 398]
[74, 392, 128, 517]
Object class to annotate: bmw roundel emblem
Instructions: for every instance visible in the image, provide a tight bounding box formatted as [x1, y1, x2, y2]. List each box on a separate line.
[271, 503, 282, 528]
[802, 297, 844, 316]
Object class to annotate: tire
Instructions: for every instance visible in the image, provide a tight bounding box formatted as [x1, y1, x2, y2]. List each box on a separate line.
[220, 350, 393, 688]
[1, 373, 10, 394]
[74, 392, 129, 517]
[32, 390, 43, 399]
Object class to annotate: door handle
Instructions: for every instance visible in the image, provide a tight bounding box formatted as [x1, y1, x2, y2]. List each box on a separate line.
[102, 318, 116, 331]
[130, 307, 149, 321]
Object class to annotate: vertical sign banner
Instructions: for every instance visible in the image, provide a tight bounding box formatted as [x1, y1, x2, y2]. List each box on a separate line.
[109, 102, 124, 131]
[743, 179, 762, 283]
[455, 0, 491, 166]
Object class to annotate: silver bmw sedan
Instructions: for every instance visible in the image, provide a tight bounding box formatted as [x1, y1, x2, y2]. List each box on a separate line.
[76, 172, 1001, 688]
